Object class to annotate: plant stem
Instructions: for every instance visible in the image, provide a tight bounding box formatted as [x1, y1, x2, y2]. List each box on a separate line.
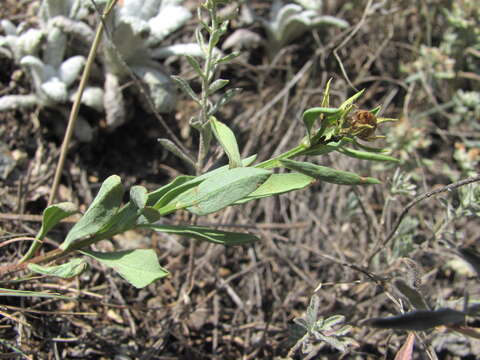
[48, 1, 118, 206]
[254, 144, 309, 169]
[196, 5, 219, 172]
[368, 174, 480, 265]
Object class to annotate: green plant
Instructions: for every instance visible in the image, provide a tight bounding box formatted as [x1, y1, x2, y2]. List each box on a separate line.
[0, 1, 398, 291]
[288, 294, 357, 357]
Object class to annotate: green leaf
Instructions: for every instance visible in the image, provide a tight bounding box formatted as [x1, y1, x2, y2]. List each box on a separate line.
[153, 177, 205, 210]
[130, 185, 147, 210]
[153, 155, 258, 212]
[210, 26, 224, 48]
[195, 27, 207, 54]
[338, 147, 400, 162]
[303, 107, 341, 143]
[157, 138, 196, 170]
[37, 202, 79, 240]
[321, 78, 332, 108]
[20, 202, 80, 263]
[147, 175, 196, 206]
[28, 258, 87, 279]
[210, 116, 242, 168]
[280, 159, 380, 185]
[214, 51, 240, 64]
[237, 173, 315, 203]
[370, 105, 381, 115]
[171, 75, 200, 103]
[209, 88, 242, 116]
[186, 55, 204, 79]
[61, 175, 124, 250]
[208, 79, 229, 96]
[138, 206, 161, 224]
[81, 249, 168, 288]
[339, 89, 365, 111]
[143, 224, 260, 245]
[161, 167, 271, 215]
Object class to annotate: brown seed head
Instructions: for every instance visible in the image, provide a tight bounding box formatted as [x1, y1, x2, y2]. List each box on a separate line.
[350, 110, 378, 140]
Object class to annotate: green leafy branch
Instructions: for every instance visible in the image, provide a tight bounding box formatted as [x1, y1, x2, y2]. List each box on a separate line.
[0, 1, 399, 290]
[288, 294, 358, 356]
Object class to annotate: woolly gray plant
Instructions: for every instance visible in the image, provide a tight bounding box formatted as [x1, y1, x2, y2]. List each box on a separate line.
[101, 0, 202, 129]
[259, 0, 349, 58]
[0, 0, 202, 134]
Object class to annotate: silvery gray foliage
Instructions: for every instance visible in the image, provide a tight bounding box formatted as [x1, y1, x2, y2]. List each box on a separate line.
[0, 20, 44, 62]
[0, 0, 200, 135]
[451, 90, 480, 127]
[291, 294, 357, 355]
[293, 0, 322, 11]
[102, 0, 202, 129]
[0, 0, 100, 141]
[259, 0, 349, 57]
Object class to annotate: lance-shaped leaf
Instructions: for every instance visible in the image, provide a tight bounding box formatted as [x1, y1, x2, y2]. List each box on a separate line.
[215, 51, 240, 65]
[81, 249, 168, 288]
[186, 55, 204, 79]
[37, 202, 79, 240]
[153, 155, 259, 212]
[61, 175, 124, 250]
[363, 308, 466, 331]
[152, 156, 257, 211]
[339, 89, 365, 111]
[302, 107, 341, 144]
[208, 79, 229, 96]
[142, 224, 260, 245]
[153, 177, 205, 210]
[28, 258, 87, 279]
[321, 78, 332, 107]
[209, 88, 242, 116]
[171, 75, 200, 104]
[147, 175, 195, 206]
[237, 172, 315, 203]
[157, 138, 196, 170]
[210, 116, 242, 168]
[160, 167, 271, 216]
[280, 159, 380, 185]
[338, 147, 400, 162]
[20, 202, 79, 263]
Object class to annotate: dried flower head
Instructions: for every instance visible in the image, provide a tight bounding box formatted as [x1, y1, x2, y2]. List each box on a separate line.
[347, 110, 378, 141]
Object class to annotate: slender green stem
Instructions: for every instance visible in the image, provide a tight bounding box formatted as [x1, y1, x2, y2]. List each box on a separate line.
[254, 144, 309, 169]
[196, 6, 219, 172]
